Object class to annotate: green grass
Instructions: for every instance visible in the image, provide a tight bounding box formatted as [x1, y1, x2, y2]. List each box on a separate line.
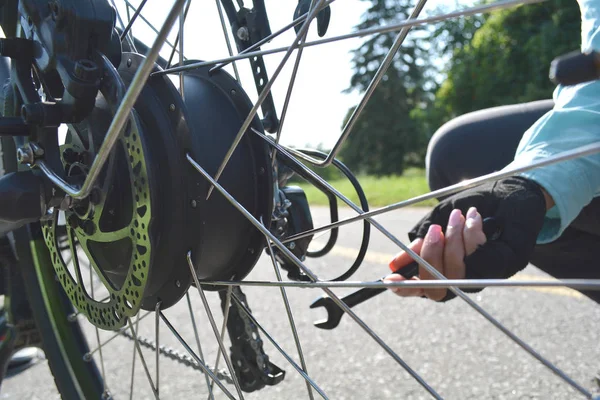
[296, 168, 438, 208]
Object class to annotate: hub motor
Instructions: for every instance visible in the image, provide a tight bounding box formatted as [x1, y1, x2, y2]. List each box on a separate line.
[42, 53, 272, 330]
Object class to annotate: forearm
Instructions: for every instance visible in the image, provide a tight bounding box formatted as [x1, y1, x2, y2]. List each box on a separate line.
[506, 102, 600, 244]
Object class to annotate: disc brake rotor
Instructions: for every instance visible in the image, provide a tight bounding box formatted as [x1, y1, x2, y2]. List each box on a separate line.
[39, 51, 273, 331]
[41, 57, 153, 331]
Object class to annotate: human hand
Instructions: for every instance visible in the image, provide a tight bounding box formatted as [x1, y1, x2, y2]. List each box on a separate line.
[384, 177, 548, 301]
[384, 207, 486, 301]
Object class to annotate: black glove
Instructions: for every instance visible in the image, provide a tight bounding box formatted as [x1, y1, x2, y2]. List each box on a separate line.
[409, 176, 547, 283]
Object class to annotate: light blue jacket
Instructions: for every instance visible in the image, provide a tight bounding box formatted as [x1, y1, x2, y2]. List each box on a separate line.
[503, 0, 600, 243]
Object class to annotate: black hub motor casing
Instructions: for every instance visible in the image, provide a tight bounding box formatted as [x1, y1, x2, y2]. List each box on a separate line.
[181, 64, 273, 281]
[119, 54, 272, 310]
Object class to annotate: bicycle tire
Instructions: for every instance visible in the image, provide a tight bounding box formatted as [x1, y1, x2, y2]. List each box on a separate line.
[0, 54, 105, 400]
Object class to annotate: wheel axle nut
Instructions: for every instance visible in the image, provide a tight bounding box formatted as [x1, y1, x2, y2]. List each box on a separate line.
[17, 143, 44, 165]
[16, 146, 34, 165]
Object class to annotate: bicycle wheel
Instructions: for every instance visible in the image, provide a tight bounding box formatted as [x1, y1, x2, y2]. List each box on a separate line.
[3, 0, 600, 399]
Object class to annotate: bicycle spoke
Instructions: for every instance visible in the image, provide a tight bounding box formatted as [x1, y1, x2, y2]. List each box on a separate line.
[68, 295, 111, 322]
[263, 228, 314, 400]
[270, 0, 315, 167]
[166, 0, 193, 69]
[129, 314, 140, 400]
[158, 0, 545, 76]
[159, 312, 237, 400]
[127, 318, 159, 399]
[155, 302, 161, 397]
[186, 253, 246, 399]
[179, 1, 186, 97]
[205, 0, 329, 200]
[85, 312, 152, 358]
[66, 227, 86, 289]
[206, 286, 231, 400]
[110, 0, 137, 52]
[124, 0, 182, 57]
[75, 237, 124, 301]
[215, 0, 242, 83]
[67, 229, 110, 395]
[126, 2, 132, 35]
[187, 153, 442, 399]
[313, 0, 429, 169]
[230, 293, 329, 399]
[199, 279, 600, 291]
[259, 132, 600, 243]
[209, 0, 336, 74]
[250, 134, 595, 397]
[120, 0, 150, 42]
[90, 262, 109, 395]
[38, 0, 188, 199]
[185, 293, 215, 400]
[28, 1, 595, 398]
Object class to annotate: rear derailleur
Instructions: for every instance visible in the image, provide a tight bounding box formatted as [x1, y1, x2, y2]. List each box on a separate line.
[219, 286, 285, 393]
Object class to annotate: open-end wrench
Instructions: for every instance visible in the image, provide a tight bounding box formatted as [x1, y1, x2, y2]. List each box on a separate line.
[310, 217, 501, 330]
[310, 262, 419, 330]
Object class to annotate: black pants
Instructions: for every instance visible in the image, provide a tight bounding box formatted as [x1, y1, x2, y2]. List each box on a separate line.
[427, 100, 600, 303]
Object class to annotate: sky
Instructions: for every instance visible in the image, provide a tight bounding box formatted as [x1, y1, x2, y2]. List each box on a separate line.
[115, 0, 476, 149]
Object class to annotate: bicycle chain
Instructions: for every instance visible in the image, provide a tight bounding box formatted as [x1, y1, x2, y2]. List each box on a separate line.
[94, 287, 284, 392]
[118, 330, 234, 384]
[219, 286, 285, 392]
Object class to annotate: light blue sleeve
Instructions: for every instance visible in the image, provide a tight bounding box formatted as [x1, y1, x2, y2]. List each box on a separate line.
[502, 0, 600, 244]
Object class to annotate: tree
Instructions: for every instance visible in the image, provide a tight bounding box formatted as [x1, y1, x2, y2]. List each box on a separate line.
[339, 0, 430, 176]
[339, 0, 483, 175]
[413, 1, 485, 149]
[339, 0, 580, 176]
[434, 0, 581, 122]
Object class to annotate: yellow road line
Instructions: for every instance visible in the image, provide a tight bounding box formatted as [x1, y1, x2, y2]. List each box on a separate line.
[311, 242, 582, 298]
[510, 274, 582, 299]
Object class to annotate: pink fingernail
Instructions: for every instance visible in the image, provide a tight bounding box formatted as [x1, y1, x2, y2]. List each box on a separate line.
[448, 209, 462, 228]
[426, 224, 442, 243]
[466, 207, 477, 220]
[465, 211, 481, 229]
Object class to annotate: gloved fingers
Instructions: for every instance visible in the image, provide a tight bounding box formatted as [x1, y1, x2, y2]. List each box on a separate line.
[463, 207, 487, 255]
[419, 224, 447, 301]
[408, 192, 488, 241]
[464, 239, 523, 280]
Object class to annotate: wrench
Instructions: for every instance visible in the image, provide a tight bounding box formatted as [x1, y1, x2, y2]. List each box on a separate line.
[309, 262, 419, 330]
[310, 217, 501, 330]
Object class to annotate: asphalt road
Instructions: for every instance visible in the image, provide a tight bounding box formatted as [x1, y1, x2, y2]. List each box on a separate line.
[2, 207, 599, 400]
